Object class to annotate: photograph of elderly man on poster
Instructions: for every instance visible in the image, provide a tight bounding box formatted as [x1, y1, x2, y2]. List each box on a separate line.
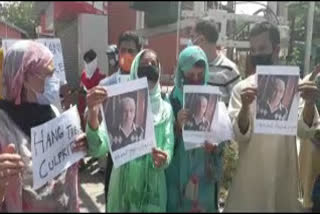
[256, 75, 299, 121]
[184, 93, 217, 132]
[103, 89, 147, 152]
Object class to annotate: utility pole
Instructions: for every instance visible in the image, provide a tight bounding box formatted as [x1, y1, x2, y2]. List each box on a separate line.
[226, 1, 236, 60]
[176, 1, 182, 62]
[304, 1, 315, 76]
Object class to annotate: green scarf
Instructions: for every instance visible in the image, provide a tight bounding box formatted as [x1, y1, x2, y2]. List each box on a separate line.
[130, 49, 165, 125]
[173, 45, 209, 104]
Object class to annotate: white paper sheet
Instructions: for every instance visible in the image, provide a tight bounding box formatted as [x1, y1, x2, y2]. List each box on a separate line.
[100, 77, 156, 168]
[31, 106, 85, 190]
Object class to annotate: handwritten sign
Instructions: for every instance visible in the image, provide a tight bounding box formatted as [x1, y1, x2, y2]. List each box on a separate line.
[36, 39, 67, 84]
[2, 38, 67, 84]
[254, 66, 300, 136]
[31, 106, 85, 190]
[2, 39, 18, 56]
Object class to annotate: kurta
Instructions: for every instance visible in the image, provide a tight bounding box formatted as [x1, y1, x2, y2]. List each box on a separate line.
[224, 74, 319, 212]
[86, 98, 175, 212]
[298, 73, 320, 209]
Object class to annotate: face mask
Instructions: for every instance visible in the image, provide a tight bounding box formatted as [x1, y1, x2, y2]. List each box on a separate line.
[250, 53, 273, 66]
[184, 79, 203, 85]
[119, 53, 134, 73]
[85, 58, 98, 79]
[25, 75, 60, 105]
[137, 65, 160, 82]
[182, 70, 204, 85]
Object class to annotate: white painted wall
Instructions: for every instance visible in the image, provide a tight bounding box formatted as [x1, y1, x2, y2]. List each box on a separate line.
[78, 13, 109, 75]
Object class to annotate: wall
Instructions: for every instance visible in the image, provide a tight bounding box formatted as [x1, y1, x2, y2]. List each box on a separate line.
[0, 23, 22, 39]
[107, 2, 136, 45]
[146, 32, 178, 85]
[78, 14, 109, 75]
[55, 18, 79, 88]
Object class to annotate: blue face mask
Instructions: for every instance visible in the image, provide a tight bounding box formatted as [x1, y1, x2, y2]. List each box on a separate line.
[26, 75, 61, 106]
[37, 75, 61, 105]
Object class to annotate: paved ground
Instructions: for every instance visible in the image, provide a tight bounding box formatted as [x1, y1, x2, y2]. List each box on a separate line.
[78, 158, 106, 213]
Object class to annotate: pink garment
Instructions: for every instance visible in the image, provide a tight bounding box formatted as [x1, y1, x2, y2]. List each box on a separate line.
[2, 41, 53, 105]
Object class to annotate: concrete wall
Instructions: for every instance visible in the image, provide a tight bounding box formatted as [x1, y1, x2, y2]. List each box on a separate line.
[78, 14, 109, 75]
[107, 2, 137, 44]
[55, 18, 80, 88]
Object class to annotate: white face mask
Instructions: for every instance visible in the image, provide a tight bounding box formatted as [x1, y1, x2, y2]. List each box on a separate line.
[85, 58, 98, 79]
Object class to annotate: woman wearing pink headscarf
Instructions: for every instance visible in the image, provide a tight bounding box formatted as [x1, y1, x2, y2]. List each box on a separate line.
[0, 41, 87, 212]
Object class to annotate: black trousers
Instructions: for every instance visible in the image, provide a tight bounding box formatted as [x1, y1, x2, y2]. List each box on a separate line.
[104, 153, 113, 212]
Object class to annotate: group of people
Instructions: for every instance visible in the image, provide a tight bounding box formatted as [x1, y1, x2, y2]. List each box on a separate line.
[0, 17, 319, 213]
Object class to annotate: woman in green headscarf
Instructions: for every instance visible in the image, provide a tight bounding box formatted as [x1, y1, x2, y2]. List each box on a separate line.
[166, 46, 224, 212]
[85, 49, 175, 212]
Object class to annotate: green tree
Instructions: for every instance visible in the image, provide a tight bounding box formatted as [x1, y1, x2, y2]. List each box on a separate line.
[287, 2, 320, 70]
[0, 1, 37, 38]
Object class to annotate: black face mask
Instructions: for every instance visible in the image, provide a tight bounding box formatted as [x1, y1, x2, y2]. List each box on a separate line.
[137, 65, 159, 82]
[184, 78, 204, 85]
[251, 54, 273, 66]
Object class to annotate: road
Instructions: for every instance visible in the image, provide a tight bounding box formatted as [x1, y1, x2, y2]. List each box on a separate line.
[78, 158, 106, 213]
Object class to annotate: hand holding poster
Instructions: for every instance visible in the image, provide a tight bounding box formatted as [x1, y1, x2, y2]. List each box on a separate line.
[184, 101, 234, 151]
[101, 77, 156, 168]
[254, 66, 300, 136]
[182, 85, 221, 147]
[31, 106, 86, 190]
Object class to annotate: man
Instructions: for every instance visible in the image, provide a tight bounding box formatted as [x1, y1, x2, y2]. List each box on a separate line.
[225, 21, 319, 212]
[110, 97, 144, 151]
[98, 31, 142, 210]
[190, 18, 241, 106]
[100, 31, 142, 85]
[257, 77, 288, 120]
[185, 95, 210, 131]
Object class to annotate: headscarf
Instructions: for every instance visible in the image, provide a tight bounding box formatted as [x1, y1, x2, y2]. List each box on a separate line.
[130, 49, 167, 125]
[173, 45, 209, 104]
[2, 40, 54, 105]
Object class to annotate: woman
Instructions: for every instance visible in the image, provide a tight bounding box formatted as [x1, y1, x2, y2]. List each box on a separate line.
[166, 46, 224, 212]
[86, 49, 175, 212]
[0, 40, 87, 212]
